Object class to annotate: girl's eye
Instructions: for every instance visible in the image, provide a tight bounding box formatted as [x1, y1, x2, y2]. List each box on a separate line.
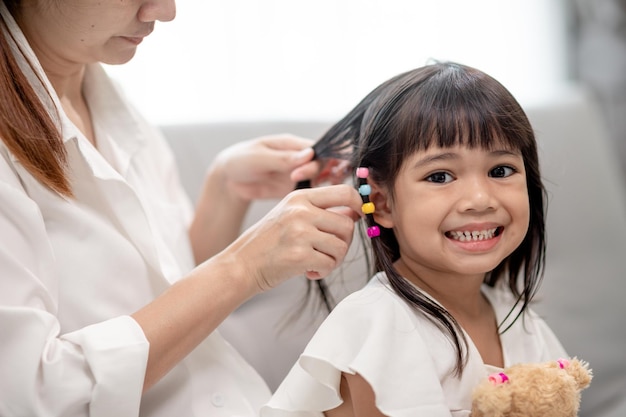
[489, 165, 516, 178]
[426, 172, 454, 184]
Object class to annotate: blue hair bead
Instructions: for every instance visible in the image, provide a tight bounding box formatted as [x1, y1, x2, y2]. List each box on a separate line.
[358, 184, 371, 196]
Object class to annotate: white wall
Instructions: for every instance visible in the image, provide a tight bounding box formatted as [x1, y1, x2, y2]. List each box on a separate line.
[104, 0, 570, 125]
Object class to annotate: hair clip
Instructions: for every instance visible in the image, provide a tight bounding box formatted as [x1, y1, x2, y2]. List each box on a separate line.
[356, 167, 380, 238]
[488, 372, 510, 385]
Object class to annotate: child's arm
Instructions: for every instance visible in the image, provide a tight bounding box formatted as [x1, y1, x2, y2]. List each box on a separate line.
[325, 372, 387, 417]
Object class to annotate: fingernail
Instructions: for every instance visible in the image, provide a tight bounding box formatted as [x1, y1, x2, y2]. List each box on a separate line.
[292, 148, 313, 161]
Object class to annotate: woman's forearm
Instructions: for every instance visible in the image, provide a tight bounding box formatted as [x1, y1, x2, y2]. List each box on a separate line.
[131, 253, 258, 392]
[189, 161, 251, 264]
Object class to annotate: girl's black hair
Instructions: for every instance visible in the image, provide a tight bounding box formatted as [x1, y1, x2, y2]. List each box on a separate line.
[305, 61, 546, 375]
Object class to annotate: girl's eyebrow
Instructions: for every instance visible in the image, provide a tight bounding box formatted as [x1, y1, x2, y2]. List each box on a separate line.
[412, 152, 459, 169]
[411, 148, 521, 169]
[490, 148, 522, 157]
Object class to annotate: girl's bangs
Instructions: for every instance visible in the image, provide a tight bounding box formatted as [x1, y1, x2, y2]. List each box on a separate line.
[402, 95, 523, 153]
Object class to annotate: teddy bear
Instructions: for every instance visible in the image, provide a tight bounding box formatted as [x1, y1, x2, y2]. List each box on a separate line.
[471, 358, 592, 417]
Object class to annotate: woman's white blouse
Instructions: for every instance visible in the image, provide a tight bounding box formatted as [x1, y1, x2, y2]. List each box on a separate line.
[261, 272, 568, 417]
[0, 5, 270, 417]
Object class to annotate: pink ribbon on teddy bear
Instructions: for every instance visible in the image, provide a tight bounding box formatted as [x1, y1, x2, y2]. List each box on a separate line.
[488, 372, 509, 385]
[488, 358, 570, 385]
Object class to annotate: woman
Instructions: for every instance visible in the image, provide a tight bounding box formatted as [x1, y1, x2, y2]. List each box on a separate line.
[0, 1, 361, 416]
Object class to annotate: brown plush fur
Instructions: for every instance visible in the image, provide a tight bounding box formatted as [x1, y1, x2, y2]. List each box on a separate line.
[471, 358, 592, 417]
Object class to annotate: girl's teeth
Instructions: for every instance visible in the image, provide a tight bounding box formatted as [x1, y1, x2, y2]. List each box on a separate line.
[448, 228, 498, 242]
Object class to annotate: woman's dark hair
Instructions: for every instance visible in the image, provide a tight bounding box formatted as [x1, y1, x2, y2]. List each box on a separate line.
[0, 1, 71, 196]
[308, 61, 546, 375]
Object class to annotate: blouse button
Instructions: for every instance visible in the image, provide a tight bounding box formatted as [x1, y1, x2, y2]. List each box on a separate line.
[211, 393, 225, 407]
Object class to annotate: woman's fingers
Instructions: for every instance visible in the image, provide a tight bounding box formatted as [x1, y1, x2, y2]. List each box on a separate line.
[290, 160, 320, 183]
[222, 184, 363, 291]
[292, 158, 352, 186]
[216, 135, 318, 200]
[260, 134, 315, 152]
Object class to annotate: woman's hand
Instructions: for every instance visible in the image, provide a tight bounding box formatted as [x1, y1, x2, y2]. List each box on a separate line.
[292, 158, 352, 187]
[217, 183, 363, 291]
[191, 133, 354, 263]
[213, 134, 318, 201]
[135, 183, 362, 391]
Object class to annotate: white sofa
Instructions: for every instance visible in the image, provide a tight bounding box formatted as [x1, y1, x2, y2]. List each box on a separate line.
[160, 85, 626, 417]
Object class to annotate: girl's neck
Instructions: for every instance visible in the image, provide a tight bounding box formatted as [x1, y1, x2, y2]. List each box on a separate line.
[393, 258, 505, 367]
[393, 258, 487, 317]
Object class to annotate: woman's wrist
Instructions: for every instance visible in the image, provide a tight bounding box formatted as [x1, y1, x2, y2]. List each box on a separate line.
[201, 248, 264, 301]
[205, 154, 253, 209]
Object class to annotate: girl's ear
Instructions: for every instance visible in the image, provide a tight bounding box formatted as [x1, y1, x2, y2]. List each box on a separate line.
[369, 180, 394, 228]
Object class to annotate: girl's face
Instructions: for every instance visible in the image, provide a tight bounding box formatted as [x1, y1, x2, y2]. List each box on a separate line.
[15, 0, 175, 66]
[374, 144, 530, 281]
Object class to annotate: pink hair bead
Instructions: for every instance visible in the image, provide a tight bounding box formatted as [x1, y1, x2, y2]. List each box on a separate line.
[557, 358, 570, 369]
[367, 226, 380, 238]
[361, 202, 375, 214]
[488, 372, 509, 385]
[356, 167, 369, 178]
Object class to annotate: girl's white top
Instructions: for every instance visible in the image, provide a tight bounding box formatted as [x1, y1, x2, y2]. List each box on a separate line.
[0, 4, 270, 417]
[262, 272, 567, 417]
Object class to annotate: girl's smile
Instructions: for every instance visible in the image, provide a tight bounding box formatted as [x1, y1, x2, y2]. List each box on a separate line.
[445, 224, 503, 252]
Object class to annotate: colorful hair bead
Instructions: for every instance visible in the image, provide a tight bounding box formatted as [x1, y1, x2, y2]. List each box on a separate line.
[488, 372, 509, 385]
[356, 167, 369, 178]
[361, 202, 375, 214]
[356, 167, 379, 239]
[367, 225, 380, 238]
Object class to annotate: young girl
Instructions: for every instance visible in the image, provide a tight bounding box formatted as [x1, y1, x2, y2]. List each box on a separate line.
[261, 62, 568, 416]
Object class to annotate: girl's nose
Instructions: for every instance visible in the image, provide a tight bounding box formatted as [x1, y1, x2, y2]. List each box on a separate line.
[458, 177, 496, 212]
[138, 0, 176, 23]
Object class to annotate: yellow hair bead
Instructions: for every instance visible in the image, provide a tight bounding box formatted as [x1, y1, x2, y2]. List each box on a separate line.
[361, 202, 375, 214]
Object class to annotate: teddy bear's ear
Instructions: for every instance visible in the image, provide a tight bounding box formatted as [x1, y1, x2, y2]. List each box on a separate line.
[564, 358, 593, 390]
